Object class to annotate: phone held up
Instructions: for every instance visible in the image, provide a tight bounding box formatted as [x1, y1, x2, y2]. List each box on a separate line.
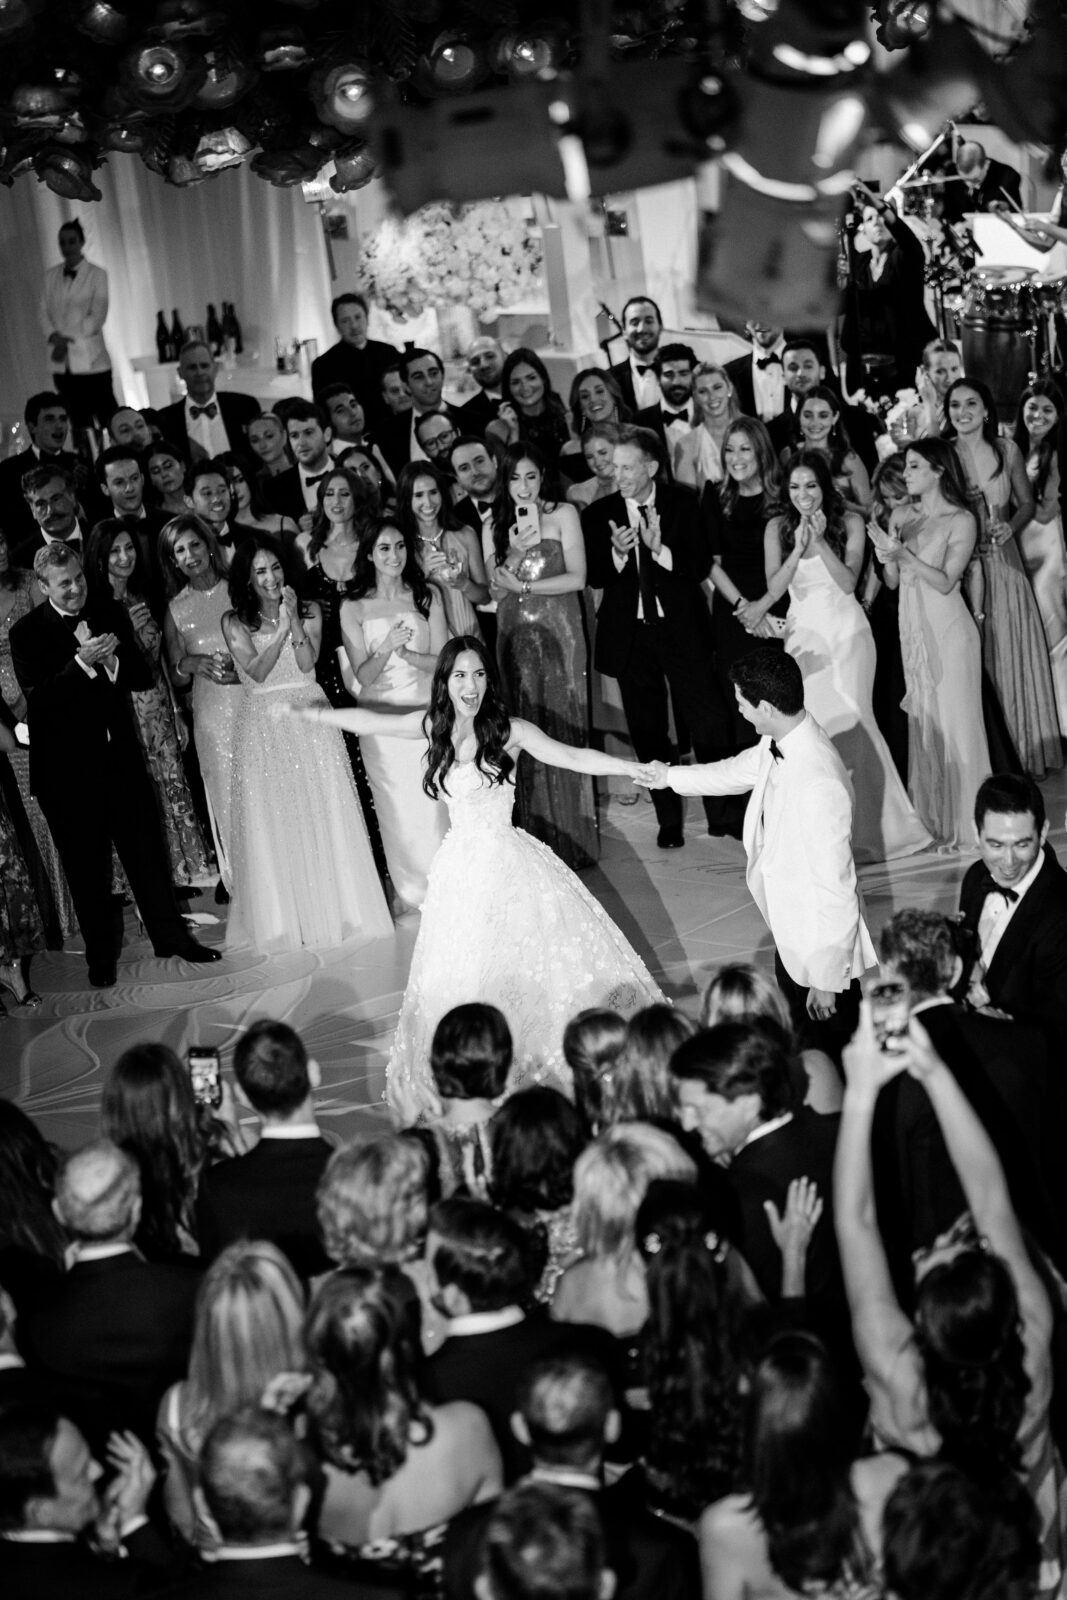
[864, 975, 910, 1053]
[187, 1046, 222, 1108]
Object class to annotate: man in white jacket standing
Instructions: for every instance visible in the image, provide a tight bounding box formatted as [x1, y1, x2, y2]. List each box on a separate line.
[40, 219, 115, 431]
[641, 648, 875, 1057]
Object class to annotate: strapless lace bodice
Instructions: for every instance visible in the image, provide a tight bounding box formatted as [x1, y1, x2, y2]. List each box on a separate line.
[440, 761, 516, 835]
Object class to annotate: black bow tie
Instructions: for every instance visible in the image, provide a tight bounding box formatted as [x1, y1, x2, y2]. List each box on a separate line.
[756, 353, 783, 370]
[769, 739, 783, 762]
[475, 500, 492, 514]
[663, 408, 689, 421]
[634, 364, 653, 376]
[63, 265, 78, 279]
[190, 403, 218, 421]
[305, 472, 329, 486]
[977, 868, 1018, 905]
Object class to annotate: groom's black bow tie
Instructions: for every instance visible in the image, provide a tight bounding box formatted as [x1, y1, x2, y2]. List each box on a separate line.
[769, 740, 783, 762]
[756, 353, 782, 370]
[977, 868, 1018, 904]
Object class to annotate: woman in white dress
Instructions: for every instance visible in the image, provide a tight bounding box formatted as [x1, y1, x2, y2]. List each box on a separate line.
[286, 635, 664, 1124]
[673, 364, 740, 491]
[764, 452, 931, 864]
[220, 535, 391, 953]
[161, 515, 241, 890]
[341, 520, 449, 911]
[1014, 380, 1067, 734]
[872, 440, 990, 849]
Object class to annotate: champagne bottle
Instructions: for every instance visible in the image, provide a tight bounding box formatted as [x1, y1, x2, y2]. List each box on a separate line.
[170, 308, 185, 354]
[206, 303, 223, 355]
[155, 310, 171, 363]
[222, 300, 243, 355]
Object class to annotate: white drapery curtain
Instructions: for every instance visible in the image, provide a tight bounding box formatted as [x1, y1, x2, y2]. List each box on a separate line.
[0, 155, 334, 424]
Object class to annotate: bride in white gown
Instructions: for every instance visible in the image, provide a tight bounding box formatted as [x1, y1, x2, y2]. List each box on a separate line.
[285, 635, 664, 1123]
[764, 452, 932, 865]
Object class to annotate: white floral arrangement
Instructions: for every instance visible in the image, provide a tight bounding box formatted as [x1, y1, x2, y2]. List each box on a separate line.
[359, 200, 543, 322]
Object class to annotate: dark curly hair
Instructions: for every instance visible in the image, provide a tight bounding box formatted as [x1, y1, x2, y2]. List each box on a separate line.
[350, 517, 433, 618]
[777, 450, 850, 562]
[423, 634, 514, 800]
[225, 533, 313, 630]
[636, 1178, 746, 1518]
[489, 1087, 588, 1214]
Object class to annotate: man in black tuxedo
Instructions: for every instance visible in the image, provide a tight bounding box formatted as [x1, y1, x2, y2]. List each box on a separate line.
[156, 341, 259, 462]
[106, 404, 154, 454]
[455, 336, 507, 436]
[18, 1142, 201, 1452]
[184, 459, 258, 568]
[582, 426, 729, 847]
[874, 909, 1064, 1271]
[443, 1354, 699, 1600]
[450, 435, 501, 651]
[634, 342, 697, 463]
[956, 774, 1067, 1037]
[725, 320, 788, 423]
[10, 543, 220, 985]
[608, 294, 664, 413]
[672, 1023, 849, 1355]
[425, 1199, 621, 1483]
[12, 462, 90, 571]
[376, 349, 462, 477]
[197, 1020, 334, 1282]
[0, 1403, 178, 1599]
[0, 392, 98, 556]
[96, 445, 169, 615]
[263, 399, 335, 534]
[309, 290, 400, 434]
[769, 338, 877, 469]
[315, 382, 393, 483]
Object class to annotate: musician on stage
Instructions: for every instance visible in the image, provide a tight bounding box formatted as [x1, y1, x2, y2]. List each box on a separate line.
[838, 181, 936, 397]
[941, 139, 1022, 225]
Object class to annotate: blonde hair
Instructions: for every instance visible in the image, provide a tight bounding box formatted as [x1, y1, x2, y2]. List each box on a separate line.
[700, 962, 793, 1031]
[317, 1133, 430, 1267]
[573, 1122, 696, 1262]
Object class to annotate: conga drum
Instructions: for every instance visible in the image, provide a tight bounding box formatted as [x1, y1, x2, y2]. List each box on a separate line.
[961, 266, 1037, 421]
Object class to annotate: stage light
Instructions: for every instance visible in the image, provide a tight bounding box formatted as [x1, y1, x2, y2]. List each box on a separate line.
[330, 144, 378, 192]
[33, 142, 102, 201]
[491, 22, 564, 80]
[310, 57, 377, 132]
[118, 37, 207, 110]
[100, 116, 149, 151]
[77, 2, 129, 45]
[250, 143, 324, 186]
[417, 29, 490, 94]
[11, 82, 69, 126]
[192, 48, 257, 110]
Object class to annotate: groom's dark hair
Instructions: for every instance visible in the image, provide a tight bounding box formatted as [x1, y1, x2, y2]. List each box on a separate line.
[730, 650, 803, 717]
[973, 774, 1044, 834]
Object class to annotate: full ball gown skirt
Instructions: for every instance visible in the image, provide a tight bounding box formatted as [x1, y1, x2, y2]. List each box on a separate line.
[784, 554, 931, 864]
[1019, 511, 1067, 737]
[387, 762, 664, 1123]
[355, 604, 449, 909]
[898, 512, 991, 849]
[168, 581, 241, 889]
[497, 538, 598, 870]
[225, 635, 393, 954]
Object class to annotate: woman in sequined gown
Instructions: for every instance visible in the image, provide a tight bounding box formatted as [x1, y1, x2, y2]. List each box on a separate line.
[221, 535, 392, 954]
[289, 637, 663, 1124]
[340, 520, 449, 911]
[488, 442, 597, 870]
[162, 516, 243, 889]
[86, 521, 213, 889]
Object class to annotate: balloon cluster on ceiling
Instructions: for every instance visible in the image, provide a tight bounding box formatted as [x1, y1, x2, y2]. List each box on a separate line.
[0, 0, 1062, 204]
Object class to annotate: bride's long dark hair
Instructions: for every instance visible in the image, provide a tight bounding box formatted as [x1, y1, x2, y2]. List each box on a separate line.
[423, 635, 514, 800]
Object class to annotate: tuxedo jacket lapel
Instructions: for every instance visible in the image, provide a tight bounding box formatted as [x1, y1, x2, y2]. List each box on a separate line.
[744, 741, 776, 858]
[983, 861, 1053, 993]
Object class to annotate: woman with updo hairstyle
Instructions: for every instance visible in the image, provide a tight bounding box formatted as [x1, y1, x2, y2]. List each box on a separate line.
[304, 1267, 502, 1546]
[489, 1086, 587, 1302]
[563, 1007, 627, 1132]
[156, 1240, 306, 1548]
[411, 1002, 514, 1201]
[700, 963, 842, 1114]
[551, 1121, 696, 1340]
[765, 449, 930, 863]
[700, 1332, 907, 1599]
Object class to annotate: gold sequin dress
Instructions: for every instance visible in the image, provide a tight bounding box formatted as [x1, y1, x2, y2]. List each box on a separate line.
[386, 759, 663, 1122]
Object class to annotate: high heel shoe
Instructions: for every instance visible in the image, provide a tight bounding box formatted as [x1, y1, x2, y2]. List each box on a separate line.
[0, 966, 42, 1010]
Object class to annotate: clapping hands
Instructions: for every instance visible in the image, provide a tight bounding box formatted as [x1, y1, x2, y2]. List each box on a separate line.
[608, 518, 638, 558]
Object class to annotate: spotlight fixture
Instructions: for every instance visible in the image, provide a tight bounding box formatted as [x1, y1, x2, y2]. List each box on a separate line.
[416, 29, 490, 95]
[874, 0, 934, 51]
[77, 2, 130, 45]
[330, 144, 378, 192]
[34, 141, 102, 200]
[11, 82, 69, 126]
[490, 21, 564, 80]
[99, 116, 150, 151]
[310, 56, 377, 132]
[118, 37, 207, 110]
[192, 47, 257, 110]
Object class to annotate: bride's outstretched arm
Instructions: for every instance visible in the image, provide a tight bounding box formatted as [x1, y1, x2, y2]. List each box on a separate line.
[509, 717, 647, 779]
[280, 703, 428, 740]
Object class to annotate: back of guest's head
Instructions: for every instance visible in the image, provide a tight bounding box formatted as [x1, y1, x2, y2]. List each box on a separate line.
[233, 1020, 310, 1117]
[430, 1003, 513, 1101]
[516, 1355, 615, 1472]
[0, 1099, 64, 1264]
[199, 1407, 309, 1545]
[304, 1266, 429, 1483]
[572, 1122, 696, 1263]
[429, 1196, 532, 1311]
[604, 1004, 695, 1124]
[317, 1133, 429, 1268]
[0, 1403, 66, 1532]
[100, 1042, 207, 1258]
[186, 1241, 305, 1441]
[671, 1022, 797, 1121]
[562, 1009, 627, 1132]
[54, 1140, 140, 1244]
[480, 1482, 607, 1600]
[879, 910, 957, 999]
[882, 1459, 1038, 1600]
[974, 773, 1044, 834]
[700, 962, 792, 1031]
[489, 1087, 587, 1215]
[730, 649, 804, 716]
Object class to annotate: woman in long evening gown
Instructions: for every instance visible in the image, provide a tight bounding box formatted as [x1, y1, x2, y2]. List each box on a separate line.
[288, 637, 664, 1124]
[944, 377, 1062, 777]
[341, 520, 449, 911]
[488, 442, 597, 870]
[765, 451, 931, 864]
[86, 521, 213, 890]
[874, 440, 991, 850]
[396, 462, 489, 640]
[162, 516, 242, 890]
[221, 535, 392, 954]
[1014, 381, 1067, 734]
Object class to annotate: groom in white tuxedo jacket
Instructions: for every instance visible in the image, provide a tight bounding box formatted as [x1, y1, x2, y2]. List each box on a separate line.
[642, 649, 875, 1053]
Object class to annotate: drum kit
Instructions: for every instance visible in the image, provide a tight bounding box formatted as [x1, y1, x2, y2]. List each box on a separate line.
[952, 265, 1066, 418]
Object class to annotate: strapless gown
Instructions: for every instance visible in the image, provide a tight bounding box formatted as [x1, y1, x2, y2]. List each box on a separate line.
[386, 760, 663, 1123]
[168, 581, 241, 888]
[225, 633, 392, 953]
[785, 554, 931, 864]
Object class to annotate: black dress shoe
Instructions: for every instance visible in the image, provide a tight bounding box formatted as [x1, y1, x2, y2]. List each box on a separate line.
[657, 826, 684, 849]
[154, 940, 222, 964]
[214, 880, 230, 905]
[88, 968, 117, 988]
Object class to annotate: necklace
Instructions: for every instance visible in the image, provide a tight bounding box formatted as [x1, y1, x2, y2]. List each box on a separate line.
[417, 527, 444, 550]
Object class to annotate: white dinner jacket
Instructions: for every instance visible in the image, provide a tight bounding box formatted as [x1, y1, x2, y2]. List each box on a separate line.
[40, 260, 111, 375]
[670, 712, 876, 991]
